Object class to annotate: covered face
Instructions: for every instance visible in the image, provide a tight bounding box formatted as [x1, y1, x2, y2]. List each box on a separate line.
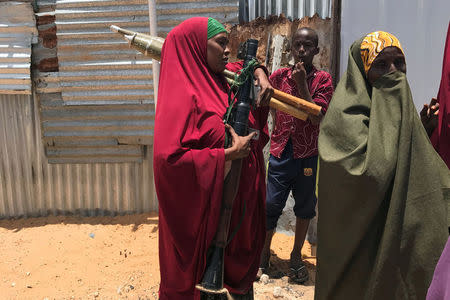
[360, 31, 406, 85]
[206, 18, 230, 73]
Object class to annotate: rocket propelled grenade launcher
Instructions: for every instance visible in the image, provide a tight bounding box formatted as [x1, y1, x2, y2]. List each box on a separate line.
[110, 25, 164, 60]
[110, 25, 322, 120]
[195, 38, 259, 296]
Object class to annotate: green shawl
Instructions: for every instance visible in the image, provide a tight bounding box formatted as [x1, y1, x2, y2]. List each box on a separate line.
[315, 38, 450, 300]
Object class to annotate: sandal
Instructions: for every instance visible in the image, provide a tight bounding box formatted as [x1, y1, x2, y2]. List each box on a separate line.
[289, 260, 309, 284]
[255, 258, 271, 281]
[255, 263, 270, 281]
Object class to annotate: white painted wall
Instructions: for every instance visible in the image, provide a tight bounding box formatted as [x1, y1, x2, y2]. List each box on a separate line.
[340, 0, 450, 109]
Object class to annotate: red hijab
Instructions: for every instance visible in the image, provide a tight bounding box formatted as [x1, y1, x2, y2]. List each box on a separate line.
[431, 21, 450, 168]
[154, 17, 268, 299]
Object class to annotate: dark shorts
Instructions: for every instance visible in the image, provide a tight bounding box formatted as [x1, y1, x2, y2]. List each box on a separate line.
[266, 139, 318, 231]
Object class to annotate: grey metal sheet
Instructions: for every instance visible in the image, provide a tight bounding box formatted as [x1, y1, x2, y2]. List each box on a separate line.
[0, 94, 157, 218]
[245, 0, 332, 21]
[0, 2, 37, 94]
[33, 0, 239, 162]
[156, 0, 239, 35]
[54, 0, 153, 105]
[39, 92, 154, 146]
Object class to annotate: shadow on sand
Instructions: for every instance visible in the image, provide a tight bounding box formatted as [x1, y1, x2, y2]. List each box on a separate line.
[0, 211, 159, 232]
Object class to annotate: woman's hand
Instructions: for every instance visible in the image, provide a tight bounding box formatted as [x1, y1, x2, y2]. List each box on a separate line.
[224, 125, 256, 161]
[420, 97, 439, 136]
[254, 68, 274, 107]
[308, 110, 323, 125]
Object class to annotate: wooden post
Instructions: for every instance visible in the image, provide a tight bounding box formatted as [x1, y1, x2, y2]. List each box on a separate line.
[147, 0, 159, 108]
[147, 0, 159, 208]
[271, 34, 284, 73]
[330, 0, 342, 88]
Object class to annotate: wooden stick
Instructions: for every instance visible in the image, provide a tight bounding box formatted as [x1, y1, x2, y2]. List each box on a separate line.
[272, 89, 322, 116]
[225, 76, 308, 120]
[269, 98, 308, 121]
[224, 69, 321, 117]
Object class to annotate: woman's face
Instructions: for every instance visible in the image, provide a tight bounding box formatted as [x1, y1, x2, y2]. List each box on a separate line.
[367, 46, 406, 85]
[207, 32, 230, 74]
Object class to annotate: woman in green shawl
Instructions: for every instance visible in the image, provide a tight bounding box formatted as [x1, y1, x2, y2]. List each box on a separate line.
[315, 31, 450, 300]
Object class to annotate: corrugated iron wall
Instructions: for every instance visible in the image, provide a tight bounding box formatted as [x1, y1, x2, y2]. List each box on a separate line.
[0, 0, 241, 217]
[0, 93, 157, 218]
[33, 0, 239, 163]
[33, 0, 155, 163]
[244, 0, 332, 21]
[0, 1, 38, 94]
[55, 0, 155, 106]
[156, 0, 239, 35]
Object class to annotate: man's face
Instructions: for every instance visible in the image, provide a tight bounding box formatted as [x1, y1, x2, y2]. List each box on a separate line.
[367, 46, 406, 85]
[292, 29, 319, 65]
[207, 32, 230, 74]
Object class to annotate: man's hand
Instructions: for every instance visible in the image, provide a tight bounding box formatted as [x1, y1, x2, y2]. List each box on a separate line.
[254, 68, 274, 107]
[292, 61, 307, 86]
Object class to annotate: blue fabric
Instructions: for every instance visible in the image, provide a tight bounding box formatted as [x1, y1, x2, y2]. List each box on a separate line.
[266, 139, 318, 230]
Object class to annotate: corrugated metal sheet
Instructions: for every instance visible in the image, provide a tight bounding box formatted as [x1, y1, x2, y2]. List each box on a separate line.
[0, 1, 38, 94]
[38, 90, 154, 162]
[53, 0, 239, 106]
[0, 94, 157, 218]
[156, 0, 239, 36]
[54, 0, 155, 105]
[245, 0, 332, 21]
[34, 0, 238, 162]
[31, 0, 156, 162]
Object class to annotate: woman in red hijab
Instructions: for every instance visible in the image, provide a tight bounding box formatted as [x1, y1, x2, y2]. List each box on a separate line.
[153, 17, 272, 299]
[422, 21, 450, 168]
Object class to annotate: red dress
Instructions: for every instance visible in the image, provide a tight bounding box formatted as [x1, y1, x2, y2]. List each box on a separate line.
[153, 17, 269, 299]
[431, 21, 450, 168]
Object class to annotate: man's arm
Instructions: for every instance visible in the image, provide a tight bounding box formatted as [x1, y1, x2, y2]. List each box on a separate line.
[226, 61, 274, 108]
[292, 62, 313, 103]
[293, 66, 333, 125]
[253, 67, 274, 107]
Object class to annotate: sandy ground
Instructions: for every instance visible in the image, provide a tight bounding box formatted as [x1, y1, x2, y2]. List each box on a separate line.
[0, 213, 315, 300]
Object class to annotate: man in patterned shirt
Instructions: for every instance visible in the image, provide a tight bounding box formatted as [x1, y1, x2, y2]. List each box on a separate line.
[259, 27, 333, 283]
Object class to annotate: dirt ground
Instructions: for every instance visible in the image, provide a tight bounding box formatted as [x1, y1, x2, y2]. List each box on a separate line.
[0, 213, 316, 300]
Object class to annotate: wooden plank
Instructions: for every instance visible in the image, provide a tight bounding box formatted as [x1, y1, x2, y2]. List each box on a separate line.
[330, 0, 341, 87]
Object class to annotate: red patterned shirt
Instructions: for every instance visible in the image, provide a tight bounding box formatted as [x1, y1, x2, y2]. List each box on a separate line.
[269, 66, 333, 159]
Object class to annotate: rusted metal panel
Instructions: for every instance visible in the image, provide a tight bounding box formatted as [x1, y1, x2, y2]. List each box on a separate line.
[228, 15, 332, 74]
[0, 2, 38, 94]
[0, 94, 157, 218]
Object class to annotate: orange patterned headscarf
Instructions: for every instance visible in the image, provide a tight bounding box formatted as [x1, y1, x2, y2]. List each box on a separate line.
[360, 31, 404, 74]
